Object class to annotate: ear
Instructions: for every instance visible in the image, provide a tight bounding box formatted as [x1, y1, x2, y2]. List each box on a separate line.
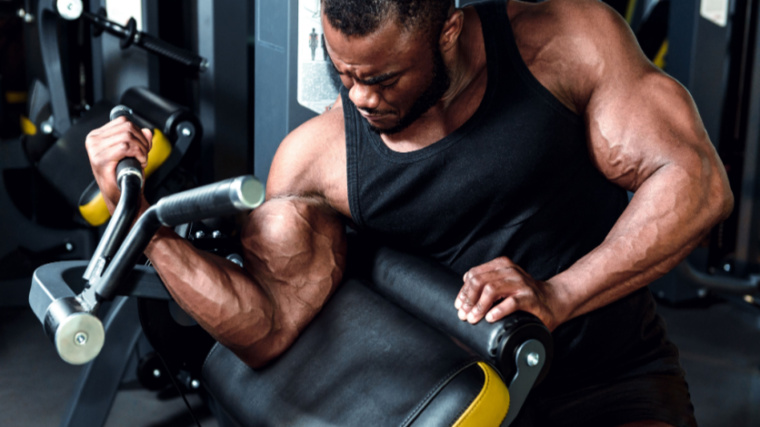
[439, 9, 464, 52]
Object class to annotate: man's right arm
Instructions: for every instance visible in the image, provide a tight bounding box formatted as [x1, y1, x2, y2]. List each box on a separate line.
[85, 111, 347, 368]
[144, 195, 346, 368]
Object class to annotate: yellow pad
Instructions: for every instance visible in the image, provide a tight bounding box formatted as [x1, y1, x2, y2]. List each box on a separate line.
[453, 362, 511, 427]
[625, 0, 637, 24]
[5, 91, 27, 104]
[20, 116, 37, 136]
[79, 128, 172, 226]
[653, 40, 668, 69]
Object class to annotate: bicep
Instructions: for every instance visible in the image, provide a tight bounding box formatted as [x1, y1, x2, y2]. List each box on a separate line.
[584, 56, 715, 192]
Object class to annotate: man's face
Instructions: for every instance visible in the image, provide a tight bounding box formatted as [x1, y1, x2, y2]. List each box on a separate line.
[322, 15, 450, 135]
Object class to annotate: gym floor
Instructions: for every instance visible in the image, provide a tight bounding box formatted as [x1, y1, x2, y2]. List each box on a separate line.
[1, 289, 759, 426]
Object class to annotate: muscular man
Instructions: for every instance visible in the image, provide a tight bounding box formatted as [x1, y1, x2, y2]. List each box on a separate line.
[85, 0, 733, 425]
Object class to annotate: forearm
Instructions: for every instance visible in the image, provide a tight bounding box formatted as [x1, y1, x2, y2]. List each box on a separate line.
[548, 162, 732, 324]
[145, 229, 275, 353]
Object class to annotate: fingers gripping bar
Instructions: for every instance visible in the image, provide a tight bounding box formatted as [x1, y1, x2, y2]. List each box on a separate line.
[81, 106, 145, 283]
[109, 105, 145, 187]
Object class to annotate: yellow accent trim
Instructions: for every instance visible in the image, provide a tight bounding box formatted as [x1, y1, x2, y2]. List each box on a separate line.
[144, 128, 172, 177]
[653, 40, 668, 69]
[79, 192, 112, 227]
[5, 91, 27, 104]
[20, 116, 37, 136]
[78, 128, 173, 226]
[453, 363, 510, 427]
[625, 0, 637, 24]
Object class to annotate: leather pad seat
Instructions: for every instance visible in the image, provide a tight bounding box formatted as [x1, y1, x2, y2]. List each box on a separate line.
[202, 277, 511, 426]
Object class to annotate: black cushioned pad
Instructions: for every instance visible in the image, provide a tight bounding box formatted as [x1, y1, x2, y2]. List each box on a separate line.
[202, 278, 485, 427]
[38, 101, 113, 208]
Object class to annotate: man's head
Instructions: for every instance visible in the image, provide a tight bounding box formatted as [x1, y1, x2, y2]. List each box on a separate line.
[321, 0, 460, 135]
[322, 0, 453, 41]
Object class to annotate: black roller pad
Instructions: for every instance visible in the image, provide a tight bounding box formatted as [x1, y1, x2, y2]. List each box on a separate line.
[37, 101, 114, 209]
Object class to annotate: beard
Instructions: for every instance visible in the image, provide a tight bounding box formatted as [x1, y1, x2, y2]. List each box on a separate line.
[366, 47, 451, 135]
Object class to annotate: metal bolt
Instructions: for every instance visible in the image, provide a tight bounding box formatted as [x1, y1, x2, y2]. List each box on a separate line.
[24, 13, 34, 23]
[41, 122, 53, 134]
[194, 230, 206, 239]
[74, 332, 88, 346]
[153, 369, 161, 378]
[181, 127, 192, 137]
[526, 352, 540, 367]
[190, 379, 200, 389]
[697, 288, 708, 298]
[65, 242, 74, 252]
[723, 263, 732, 272]
[212, 230, 222, 239]
[56, 0, 83, 20]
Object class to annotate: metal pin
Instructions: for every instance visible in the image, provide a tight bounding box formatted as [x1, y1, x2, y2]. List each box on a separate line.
[74, 332, 88, 346]
[526, 352, 540, 367]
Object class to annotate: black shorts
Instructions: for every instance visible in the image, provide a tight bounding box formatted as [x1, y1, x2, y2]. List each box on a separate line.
[512, 288, 697, 427]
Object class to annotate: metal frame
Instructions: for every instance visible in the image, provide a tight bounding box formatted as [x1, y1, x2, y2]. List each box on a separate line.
[196, 0, 250, 183]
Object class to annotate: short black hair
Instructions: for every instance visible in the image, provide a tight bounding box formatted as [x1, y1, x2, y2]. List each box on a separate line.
[322, 0, 454, 39]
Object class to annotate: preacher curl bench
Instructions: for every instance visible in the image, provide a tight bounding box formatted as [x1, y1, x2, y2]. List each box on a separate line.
[29, 127, 552, 426]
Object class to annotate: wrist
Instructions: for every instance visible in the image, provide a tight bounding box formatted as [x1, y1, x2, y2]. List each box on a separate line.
[543, 275, 581, 328]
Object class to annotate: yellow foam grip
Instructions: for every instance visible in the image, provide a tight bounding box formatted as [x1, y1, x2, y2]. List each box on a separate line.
[79, 128, 172, 226]
[453, 362, 511, 427]
[20, 116, 37, 136]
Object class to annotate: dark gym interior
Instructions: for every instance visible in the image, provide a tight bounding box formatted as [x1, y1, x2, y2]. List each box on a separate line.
[1, 0, 759, 426]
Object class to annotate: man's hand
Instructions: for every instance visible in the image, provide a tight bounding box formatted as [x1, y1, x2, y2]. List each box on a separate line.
[455, 257, 561, 331]
[85, 116, 153, 213]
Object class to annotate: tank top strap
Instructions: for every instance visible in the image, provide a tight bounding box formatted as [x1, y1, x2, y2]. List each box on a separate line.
[341, 86, 364, 227]
[472, 0, 514, 79]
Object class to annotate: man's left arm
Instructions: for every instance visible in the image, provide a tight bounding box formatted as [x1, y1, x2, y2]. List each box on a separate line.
[456, 1, 733, 330]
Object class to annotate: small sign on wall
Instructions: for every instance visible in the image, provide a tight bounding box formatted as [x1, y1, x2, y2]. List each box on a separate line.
[700, 0, 728, 27]
[297, 0, 340, 114]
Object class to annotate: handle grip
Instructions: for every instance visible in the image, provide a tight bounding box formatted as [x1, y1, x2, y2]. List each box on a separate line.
[137, 32, 208, 72]
[155, 175, 265, 227]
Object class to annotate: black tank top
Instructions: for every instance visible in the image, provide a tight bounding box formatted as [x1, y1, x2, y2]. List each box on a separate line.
[343, 0, 674, 392]
[344, 2, 627, 277]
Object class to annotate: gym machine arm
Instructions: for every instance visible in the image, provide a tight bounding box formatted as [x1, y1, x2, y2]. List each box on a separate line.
[54, 0, 208, 73]
[28, 108, 265, 364]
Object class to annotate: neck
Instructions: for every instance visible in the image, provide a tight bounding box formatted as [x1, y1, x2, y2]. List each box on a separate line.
[440, 49, 478, 110]
[444, 7, 486, 105]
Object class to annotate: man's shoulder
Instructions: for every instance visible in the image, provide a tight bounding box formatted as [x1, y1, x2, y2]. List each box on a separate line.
[508, 0, 643, 112]
[509, 0, 624, 33]
[285, 102, 346, 154]
[266, 102, 349, 212]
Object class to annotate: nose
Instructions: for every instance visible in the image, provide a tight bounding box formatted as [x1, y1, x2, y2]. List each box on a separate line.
[348, 83, 380, 111]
